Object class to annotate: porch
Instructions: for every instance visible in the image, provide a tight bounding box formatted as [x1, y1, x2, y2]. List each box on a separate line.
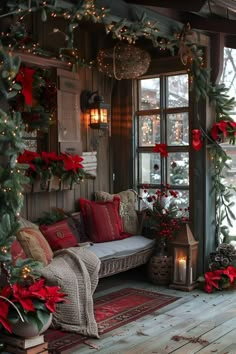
[63, 267, 236, 354]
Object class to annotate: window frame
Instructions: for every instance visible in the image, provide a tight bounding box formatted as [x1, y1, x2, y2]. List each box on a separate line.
[133, 67, 193, 219]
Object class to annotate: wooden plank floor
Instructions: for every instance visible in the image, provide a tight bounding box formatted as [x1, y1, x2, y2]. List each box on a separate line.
[64, 267, 236, 354]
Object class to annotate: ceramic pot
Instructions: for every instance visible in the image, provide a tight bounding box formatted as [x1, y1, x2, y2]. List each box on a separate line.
[11, 313, 52, 338]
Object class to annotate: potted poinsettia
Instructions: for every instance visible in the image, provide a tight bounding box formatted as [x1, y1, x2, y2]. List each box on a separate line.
[0, 277, 66, 337]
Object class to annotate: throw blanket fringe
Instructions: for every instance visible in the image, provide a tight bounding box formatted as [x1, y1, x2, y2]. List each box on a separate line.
[40, 247, 101, 337]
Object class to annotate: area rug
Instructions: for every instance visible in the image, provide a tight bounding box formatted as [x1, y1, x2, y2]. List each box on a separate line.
[45, 287, 180, 353]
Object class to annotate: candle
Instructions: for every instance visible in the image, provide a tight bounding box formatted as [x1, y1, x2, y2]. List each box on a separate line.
[178, 258, 186, 282]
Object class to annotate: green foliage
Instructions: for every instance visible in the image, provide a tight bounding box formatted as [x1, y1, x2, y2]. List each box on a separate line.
[0, 46, 21, 100]
[36, 208, 68, 225]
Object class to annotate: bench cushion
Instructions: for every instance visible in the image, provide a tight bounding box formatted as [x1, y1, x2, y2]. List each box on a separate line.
[88, 235, 155, 260]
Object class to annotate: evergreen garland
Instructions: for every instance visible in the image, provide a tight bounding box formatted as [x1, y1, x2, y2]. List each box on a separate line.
[0, 51, 42, 288]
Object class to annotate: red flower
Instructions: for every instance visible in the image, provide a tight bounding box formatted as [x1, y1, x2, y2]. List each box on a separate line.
[204, 271, 222, 293]
[211, 120, 236, 141]
[12, 283, 35, 312]
[30, 279, 66, 313]
[61, 153, 84, 172]
[18, 150, 40, 171]
[152, 143, 168, 157]
[222, 266, 236, 283]
[41, 151, 62, 165]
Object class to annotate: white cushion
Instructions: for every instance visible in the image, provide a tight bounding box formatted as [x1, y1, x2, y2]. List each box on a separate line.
[88, 235, 155, 260]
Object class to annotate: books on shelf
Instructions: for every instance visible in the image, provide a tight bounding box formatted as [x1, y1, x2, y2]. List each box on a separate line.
[82, 152, 97, 177]
[1, 333, 44, 349]
[4, 342, 48, 354]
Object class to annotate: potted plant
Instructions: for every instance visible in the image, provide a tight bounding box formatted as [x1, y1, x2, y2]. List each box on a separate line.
[142, 184, 189, 255]
[0, 277, 66, 337]
[17, 149, 90, 191]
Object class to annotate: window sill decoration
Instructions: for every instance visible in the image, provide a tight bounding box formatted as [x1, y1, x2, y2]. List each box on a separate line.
[17, 150, 94, 191]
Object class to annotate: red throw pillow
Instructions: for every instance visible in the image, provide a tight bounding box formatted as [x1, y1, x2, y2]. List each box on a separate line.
[79, 197, 131, 243]
[40, 219, 78, 251]
[11, 240, 27, 265]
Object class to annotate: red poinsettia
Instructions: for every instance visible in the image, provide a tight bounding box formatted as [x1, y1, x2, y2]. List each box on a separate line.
[61, 153, 84, 172]
[17, 149, 87, 187]
[200, 265, 236, 293]
[211, 120, 236, 143]
[152, 143, 168, 157]
[0, 278, 66, 333]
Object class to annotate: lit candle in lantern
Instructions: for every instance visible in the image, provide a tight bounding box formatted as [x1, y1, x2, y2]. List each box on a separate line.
[178, 257, 186, 282]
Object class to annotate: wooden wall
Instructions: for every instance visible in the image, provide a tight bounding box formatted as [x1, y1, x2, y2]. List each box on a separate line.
[18, 18, 116, 221]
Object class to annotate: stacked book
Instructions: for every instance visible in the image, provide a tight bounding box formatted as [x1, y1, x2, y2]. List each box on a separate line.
[1, 333, 48, 354]
[82, 151, 97, 177]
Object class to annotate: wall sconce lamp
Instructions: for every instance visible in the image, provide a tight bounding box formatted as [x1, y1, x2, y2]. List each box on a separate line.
[80, 90, 110, 129]
[169, 222, 199, 291]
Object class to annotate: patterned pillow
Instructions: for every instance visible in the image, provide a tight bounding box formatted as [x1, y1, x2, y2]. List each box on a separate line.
[40, 220, 78, 251]
[79, 197, 130, 243]
[94, 190, 140, 235]
[11, 240, 27, 265]
[17, 227, 53, 266]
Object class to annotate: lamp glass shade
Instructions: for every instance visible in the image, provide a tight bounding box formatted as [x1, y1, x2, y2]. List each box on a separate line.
[169, 223, 199, 291]
[89, 100, 109, 129]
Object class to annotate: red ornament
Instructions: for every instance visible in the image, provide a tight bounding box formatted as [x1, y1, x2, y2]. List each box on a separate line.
[16, 66, 36, 106]
[192, 129, 203, 151]
[152, 143, 168, 157]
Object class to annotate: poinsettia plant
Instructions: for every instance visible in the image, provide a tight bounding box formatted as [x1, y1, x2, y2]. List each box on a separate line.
[17, 149, 90, 188]
[198, 243, 236, 293]
[0, 277, 66, 333]
[211, 119, 236, 144]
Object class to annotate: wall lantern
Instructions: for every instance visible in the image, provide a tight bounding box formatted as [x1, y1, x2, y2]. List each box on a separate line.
[80, 90, 109, 129]
[169, 222, 199, 292]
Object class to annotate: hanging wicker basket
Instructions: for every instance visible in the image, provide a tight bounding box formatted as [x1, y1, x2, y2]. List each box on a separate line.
[96, 43, 151, 80]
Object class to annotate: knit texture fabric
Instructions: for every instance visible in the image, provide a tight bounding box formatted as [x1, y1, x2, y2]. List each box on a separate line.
[40, 247, 101, 337]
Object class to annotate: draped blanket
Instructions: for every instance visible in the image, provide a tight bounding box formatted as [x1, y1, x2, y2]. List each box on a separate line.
[40, 247, 101, 337]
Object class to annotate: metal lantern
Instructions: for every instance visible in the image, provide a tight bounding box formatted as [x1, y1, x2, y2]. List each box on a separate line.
[169, 222, 199, 291]
[80, 90, 109, 129]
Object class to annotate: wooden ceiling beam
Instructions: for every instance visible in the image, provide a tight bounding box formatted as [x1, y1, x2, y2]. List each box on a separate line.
[181, 12, 236, 35]
[124, 0, 206, 12]
[145, 7, 236, 36]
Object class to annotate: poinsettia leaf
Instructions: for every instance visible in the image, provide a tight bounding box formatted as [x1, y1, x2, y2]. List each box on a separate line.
[36, 309, 51, 329]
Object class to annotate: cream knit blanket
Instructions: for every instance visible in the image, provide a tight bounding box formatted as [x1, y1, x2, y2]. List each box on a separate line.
[40, 247, 101, 337]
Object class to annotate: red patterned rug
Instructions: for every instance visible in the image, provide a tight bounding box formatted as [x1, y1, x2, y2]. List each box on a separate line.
[45, 287, 180, 353]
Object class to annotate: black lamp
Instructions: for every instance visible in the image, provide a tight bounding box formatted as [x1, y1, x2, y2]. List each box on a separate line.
[80, 90, 109, 129]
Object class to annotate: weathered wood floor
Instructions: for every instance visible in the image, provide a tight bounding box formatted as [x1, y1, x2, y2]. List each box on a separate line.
[65, 267, 236, 354]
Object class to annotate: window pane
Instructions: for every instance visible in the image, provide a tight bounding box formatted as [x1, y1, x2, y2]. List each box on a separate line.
[139, 115, 160, 146]
[139, 78, 160, 110]
[167, 74, 189, 108]
[138, 153, 161, 184]
[167, 152, 189, 185]
[221, 143, 236, 235]
[173, 189, 189, 216]
[167, 113, 189, 146]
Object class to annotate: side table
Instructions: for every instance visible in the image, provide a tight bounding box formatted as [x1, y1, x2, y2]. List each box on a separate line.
[148, 255, 172, 285]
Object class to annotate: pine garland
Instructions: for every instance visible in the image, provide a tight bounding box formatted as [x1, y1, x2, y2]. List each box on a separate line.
[0, 51, 42, 286]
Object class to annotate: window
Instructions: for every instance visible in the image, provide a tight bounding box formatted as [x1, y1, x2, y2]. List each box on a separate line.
[220, 48, 236, 237]
[134, 72, 190, 212]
